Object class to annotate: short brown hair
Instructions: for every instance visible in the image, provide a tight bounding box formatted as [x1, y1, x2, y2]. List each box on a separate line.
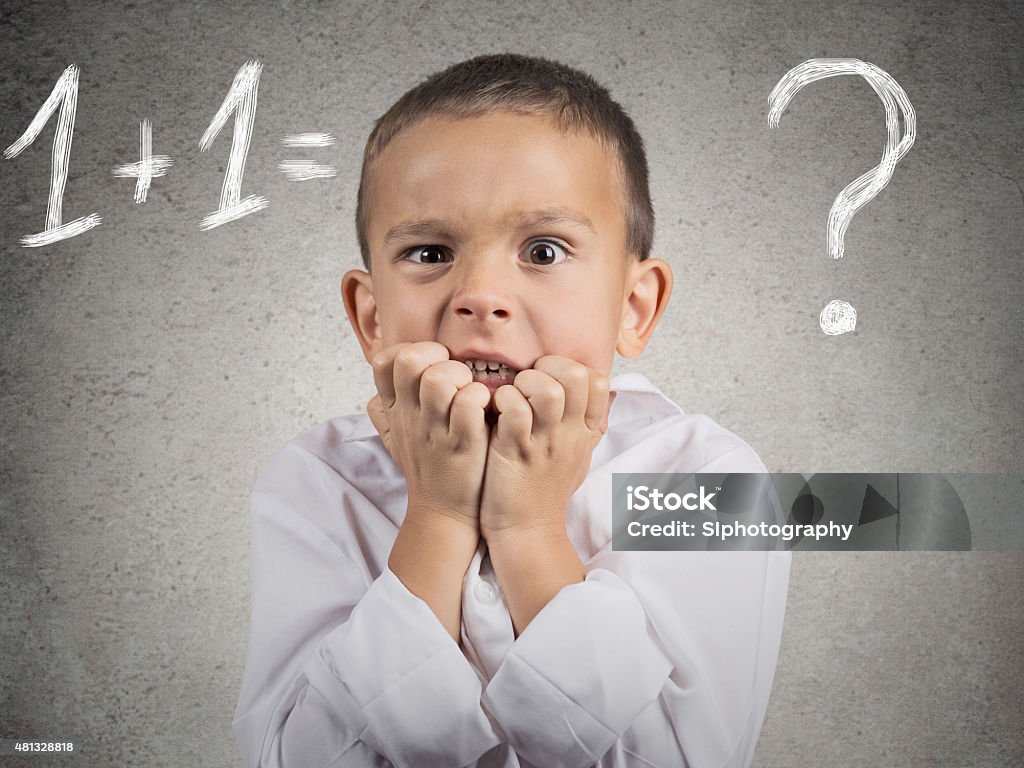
[355, 53, 654, 268]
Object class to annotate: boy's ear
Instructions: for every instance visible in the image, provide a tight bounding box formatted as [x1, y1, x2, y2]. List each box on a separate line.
[617, 257, 673, 358]
[341, 269, 383, 361]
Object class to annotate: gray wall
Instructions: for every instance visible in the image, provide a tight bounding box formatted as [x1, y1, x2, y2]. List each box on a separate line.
[1, 0, 1021, 765]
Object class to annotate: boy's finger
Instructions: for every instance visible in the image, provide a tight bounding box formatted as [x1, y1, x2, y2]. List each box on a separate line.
[449, 381, 490, 438]
[367, 394, 403, 471]
[532, 355, 589, 423]
[366, 394, 388, 436]
[391, 341, 450, 408]
[584, 371, 612, 433]
[512, 368, 564, 432]
[419, 360, 474, 424]
[493, 383, 533, 444]
[370, 343, 410, 408]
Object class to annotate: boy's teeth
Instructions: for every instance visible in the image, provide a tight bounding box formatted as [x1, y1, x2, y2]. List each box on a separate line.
[462, 359, 513, 377]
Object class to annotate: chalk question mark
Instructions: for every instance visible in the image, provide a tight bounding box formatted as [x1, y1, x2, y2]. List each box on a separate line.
[768, 59, 916, 335]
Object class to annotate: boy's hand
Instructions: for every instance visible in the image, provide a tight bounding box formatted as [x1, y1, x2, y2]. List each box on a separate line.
[367, 341, 491, 529]
[479, 355, 612, 542]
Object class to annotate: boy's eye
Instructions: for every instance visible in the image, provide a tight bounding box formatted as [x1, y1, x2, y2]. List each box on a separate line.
[521, 240, 568, 266]
[404, 245, 452, 264]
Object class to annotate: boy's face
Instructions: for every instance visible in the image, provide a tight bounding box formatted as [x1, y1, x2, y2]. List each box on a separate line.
[344, 111, 669, 391]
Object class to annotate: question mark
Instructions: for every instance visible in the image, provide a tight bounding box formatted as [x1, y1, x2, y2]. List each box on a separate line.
[768, 59, 916, 335]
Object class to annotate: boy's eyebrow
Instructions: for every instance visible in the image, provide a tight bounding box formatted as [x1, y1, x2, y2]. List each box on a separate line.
[507, 207, 597, 235]
[383, 218, 452, 245]
[383, 207, 597, 245]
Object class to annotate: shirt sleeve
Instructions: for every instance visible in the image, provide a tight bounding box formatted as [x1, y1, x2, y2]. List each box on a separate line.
[480, 444, 792, 768]
[233, 444, 502, 768]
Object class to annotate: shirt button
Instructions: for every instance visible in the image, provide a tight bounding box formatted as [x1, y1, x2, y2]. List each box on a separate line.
[474, 579, 499, 605]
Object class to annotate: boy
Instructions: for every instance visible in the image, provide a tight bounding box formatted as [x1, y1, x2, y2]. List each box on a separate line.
[234, 54, 790, 768]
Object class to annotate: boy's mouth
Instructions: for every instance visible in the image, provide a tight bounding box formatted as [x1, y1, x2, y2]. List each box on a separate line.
[459, 358, 518, 386]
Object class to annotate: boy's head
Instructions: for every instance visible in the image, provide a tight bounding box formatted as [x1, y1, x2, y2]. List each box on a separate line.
[355, 53, 654, 268]
[343, 54, 672, 381]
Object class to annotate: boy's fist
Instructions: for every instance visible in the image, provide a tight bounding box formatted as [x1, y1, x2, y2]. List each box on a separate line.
[479, 355, 613, 541]
[367, 341, 490, 528]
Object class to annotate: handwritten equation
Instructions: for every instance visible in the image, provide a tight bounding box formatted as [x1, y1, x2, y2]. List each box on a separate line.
[3, 60, 333, 247]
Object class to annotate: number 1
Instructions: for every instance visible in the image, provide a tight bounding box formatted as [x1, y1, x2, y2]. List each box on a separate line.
[198, 60, 268, 230]
[3, 64, 102, 247]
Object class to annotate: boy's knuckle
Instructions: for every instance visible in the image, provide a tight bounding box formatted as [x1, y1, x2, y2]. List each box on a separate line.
[420, 365, 448, 388]
[441, 359, 469, 378]
[515, 368, 544, 389]
[452, 381, 479, 401]
[493, 387, 515, 410]
[394, 346, 421, 369]
[563, 365, 588, 388]
[539, 379, 564, 401]
[534, 354, 560, 369]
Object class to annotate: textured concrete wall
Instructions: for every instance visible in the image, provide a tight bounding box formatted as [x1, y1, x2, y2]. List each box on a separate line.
[1, 0, 1021, 765]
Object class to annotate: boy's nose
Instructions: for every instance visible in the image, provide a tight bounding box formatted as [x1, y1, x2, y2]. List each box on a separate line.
[451, 267, 512, 323]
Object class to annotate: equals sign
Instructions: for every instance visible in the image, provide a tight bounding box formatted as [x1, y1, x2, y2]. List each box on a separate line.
[279, 132, 337, 180]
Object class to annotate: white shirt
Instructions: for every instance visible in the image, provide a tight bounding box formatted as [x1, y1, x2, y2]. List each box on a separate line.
[234, 373, 791, 768]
